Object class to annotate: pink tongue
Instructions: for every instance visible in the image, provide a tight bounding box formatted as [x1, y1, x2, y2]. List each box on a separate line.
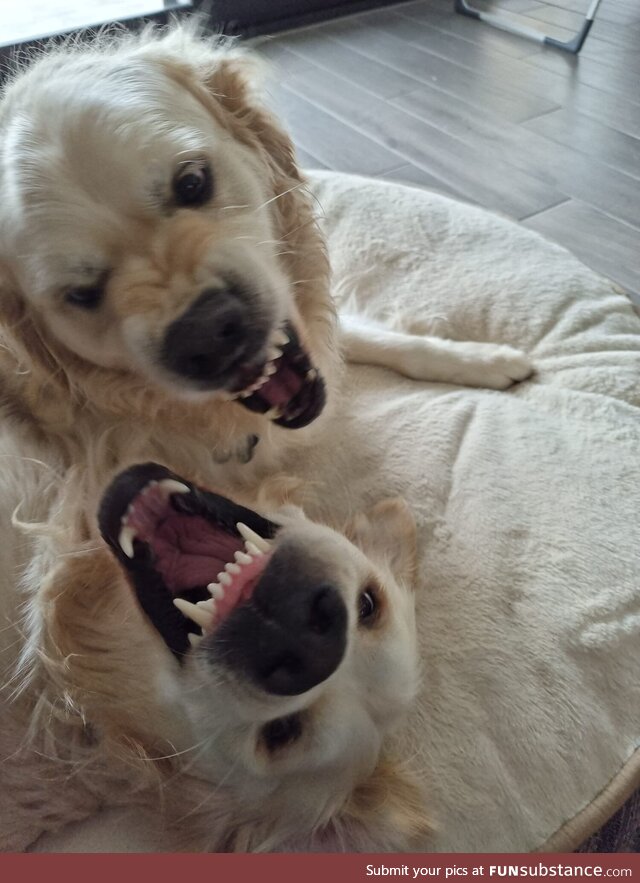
[206, 552, 272, 633]
[259, 365, 303, 408]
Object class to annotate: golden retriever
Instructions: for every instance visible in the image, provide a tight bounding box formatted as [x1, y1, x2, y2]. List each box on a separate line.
[1, 457, 429, 851]
[0, 24, 532, 851]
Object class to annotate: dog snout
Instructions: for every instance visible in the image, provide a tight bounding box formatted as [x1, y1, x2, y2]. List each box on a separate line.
[160, 284, 262, 385]
[213, 549, 348, 696]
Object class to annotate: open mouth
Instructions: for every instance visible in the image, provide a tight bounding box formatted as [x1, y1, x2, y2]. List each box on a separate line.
[227, 322, 326, 430]
[99, 462, 279, 657]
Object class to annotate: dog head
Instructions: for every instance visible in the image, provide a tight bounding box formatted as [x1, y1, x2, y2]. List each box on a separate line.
[0, 28, 332, 429]
[82, 462, 426, 850]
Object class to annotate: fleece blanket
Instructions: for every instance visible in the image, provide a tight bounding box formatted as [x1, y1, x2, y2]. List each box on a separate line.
[33, 173, 640, 853]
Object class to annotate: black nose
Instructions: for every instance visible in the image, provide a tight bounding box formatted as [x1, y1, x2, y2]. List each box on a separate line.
[214, 547, 348, 696]
[160, 285, 258, 385]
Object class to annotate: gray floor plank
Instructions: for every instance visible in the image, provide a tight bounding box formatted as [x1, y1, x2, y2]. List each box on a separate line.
[525, 200, 640, 302]
[523, 44, 640, 107]
[392, 84, 640, 229]
[261, 30, 424, 99]
[365, 6, 539, 58]
[523, 107, 640, 181]
[321, 14, 640, 139]
[276, 69, 563, 219]
[376, 163, 473, 201]
[269, 87, 402, 176]
[266, 0, 639, 305]
[315, 16, 563, 122]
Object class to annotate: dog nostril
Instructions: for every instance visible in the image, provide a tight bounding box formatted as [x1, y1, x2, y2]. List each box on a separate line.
[187, 352, 216, 378]
[220, 319, 241, 340]
[262, 651, 303, 691]
[308, 586, 340, 636]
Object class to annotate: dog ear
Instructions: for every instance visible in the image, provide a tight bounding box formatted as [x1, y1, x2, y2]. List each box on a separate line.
[199, 756, 430, 853]
[347, 497, 418, 589]
[311, 755, 431, 852]
[202, 51, 301, 182]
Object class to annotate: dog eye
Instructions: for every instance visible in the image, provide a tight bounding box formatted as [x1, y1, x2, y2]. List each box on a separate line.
[358, 586, 379, 627]
[260, 714, 302, 753]
[173, 162, 213, 208]
[65, 285, 103, 309]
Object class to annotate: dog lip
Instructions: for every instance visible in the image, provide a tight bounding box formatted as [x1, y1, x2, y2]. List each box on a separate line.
[98, 462, 280, 659]
[231, 322, 326, 428]
[98, 462, 194, 556]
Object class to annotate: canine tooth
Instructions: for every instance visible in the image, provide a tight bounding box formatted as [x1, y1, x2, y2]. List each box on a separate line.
[271, 328, 289, 347]
[234, 550, 252, 565]
[188, 632, 203, 648]
[245, 541, 263, 557]
[236, 522, 271, 553]
[265, 407, 283, 420]
[218, 571, 232, 586]
[141, 480, 158, 495]
[226, 562, 241, 575]
[157, 479, 190, 496]
[207, 582, 225, 600]
[267, 346, 282, 362]
[119, 525, 136, 559]
[265, 362, 277, 377]
[306, 368, 318, 381]
[173, 598, 211, 629]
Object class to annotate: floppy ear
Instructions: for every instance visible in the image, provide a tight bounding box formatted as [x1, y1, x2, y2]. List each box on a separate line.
[347, 497, 418, 588]
[313, 756, 431, 852]
[204, 52, 302, 182]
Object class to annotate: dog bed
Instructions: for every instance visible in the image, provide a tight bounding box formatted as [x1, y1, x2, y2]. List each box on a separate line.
[32, 172, 640, 853]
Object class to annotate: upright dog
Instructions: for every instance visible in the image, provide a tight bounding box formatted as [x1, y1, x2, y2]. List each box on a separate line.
[0, 25, 532, 850]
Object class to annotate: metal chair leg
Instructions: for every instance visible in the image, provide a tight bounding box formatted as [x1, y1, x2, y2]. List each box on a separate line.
[454, 0, 602, 54]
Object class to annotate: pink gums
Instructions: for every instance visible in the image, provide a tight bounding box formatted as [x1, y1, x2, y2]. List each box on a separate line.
[205, 552, 272, 633]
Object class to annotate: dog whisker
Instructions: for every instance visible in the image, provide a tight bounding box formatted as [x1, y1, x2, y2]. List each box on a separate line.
[253, 182, 305, 213]
[144, 736, 213, 763]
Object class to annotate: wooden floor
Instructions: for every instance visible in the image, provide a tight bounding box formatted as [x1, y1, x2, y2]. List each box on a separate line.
[255, 0, 640, 305]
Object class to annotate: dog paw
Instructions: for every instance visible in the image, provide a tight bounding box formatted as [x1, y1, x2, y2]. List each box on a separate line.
[451, 343, 534, 390]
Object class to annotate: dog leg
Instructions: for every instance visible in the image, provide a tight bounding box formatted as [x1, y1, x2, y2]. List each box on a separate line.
[340, 315, 533, 390]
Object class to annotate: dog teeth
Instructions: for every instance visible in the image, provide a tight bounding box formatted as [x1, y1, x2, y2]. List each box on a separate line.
[236, 522, 271, 553]
[207, 582, 225, 600]
[265, 407, 283, 420]
[267, 346, 283, 363]
[157, 478, 190, 496]
[218, 571, 232, 586]
[234, 550, 252, 565]
[271, 328, 289, 348]
[197, 598, 216, 614]
[306, 368, 318, 381]
[119, 525, 136, 559]
[226, 562, 241, 575]
[245, 541, 263, 557]
[188, 632, 203, 648]
[173, 598, 212, 630]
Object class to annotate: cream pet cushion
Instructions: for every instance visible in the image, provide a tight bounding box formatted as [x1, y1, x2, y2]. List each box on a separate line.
[33, 173, 640, 853]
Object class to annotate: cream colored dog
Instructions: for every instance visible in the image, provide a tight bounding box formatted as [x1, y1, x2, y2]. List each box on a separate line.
[0, 25, 532, 851]
[1, 458, 428, 851]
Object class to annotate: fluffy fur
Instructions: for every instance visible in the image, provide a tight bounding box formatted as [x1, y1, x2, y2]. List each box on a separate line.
[0, 26, 432, 852]
[0, 25, 532, 851]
